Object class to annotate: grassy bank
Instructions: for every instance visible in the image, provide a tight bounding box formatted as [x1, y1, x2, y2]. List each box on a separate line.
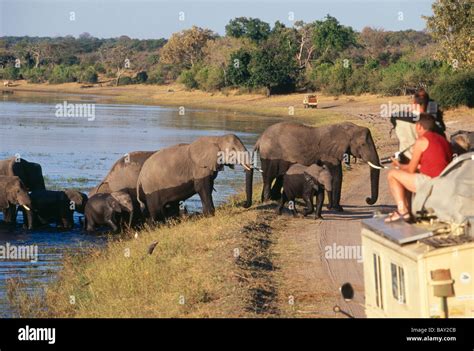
[8, 192, 290, 318]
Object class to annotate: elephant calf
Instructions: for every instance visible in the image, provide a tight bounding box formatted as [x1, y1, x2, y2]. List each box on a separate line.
[277, 164, 332, 219]
[84, 191, 132, 232]
[0, 176, 33, 229]
[30, 190, 74, 229]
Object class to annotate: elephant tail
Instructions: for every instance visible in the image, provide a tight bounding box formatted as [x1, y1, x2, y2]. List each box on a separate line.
[136, 181, 146, 213]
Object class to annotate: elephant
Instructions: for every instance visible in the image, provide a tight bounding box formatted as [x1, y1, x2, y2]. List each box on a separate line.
[89, 151, 154, 224]
[110, 190, 134, 228]
[84, 193, 123, 232]
[246, 121, 381, 211]
[64, 189, 88, 214]
[0, 176, 33, 229]
[137, 134, 252, 222]
[0, 157, 46, 222]
[29, 190, 75, 229]
[277, 163, 333, 219]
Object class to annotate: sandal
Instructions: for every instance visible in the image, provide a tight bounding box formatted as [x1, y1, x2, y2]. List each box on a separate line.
[385, 210, 411, 223]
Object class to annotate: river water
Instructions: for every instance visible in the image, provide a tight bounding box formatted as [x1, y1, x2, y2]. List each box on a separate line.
[0, 91, 281, 317]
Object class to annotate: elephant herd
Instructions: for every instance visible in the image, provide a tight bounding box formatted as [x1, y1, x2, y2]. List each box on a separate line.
[0, 121, 382, 233]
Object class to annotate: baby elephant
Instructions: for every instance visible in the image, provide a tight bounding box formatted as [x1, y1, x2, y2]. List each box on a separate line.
[84, 191, 133, 232]
[29, 190, 74, 229]
[277, 163, 332, 219]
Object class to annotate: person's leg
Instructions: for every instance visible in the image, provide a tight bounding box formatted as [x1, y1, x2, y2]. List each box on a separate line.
[386, 169, 417, 220]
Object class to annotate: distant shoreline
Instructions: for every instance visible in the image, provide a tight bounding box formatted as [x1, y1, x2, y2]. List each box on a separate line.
[6, 81, 473, 130]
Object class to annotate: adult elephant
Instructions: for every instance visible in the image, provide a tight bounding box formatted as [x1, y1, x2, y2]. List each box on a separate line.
[246, 121, 381, 211]
[0, 157, 46, 191]
[0, 176, 33, 229]
[89, 151, 154, 224]
[137, 134, 252, 222]
[89, 151, 155, 197]
[0, 157, 45, 222]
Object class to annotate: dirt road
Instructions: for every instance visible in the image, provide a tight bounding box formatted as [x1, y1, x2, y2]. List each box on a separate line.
[274, 163, 393, 318]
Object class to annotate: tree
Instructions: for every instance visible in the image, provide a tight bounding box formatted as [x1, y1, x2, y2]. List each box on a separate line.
[312, 15, 357, 64]
[160, 26, 216, 69]
[227, 49, 253, 86]
[294, 21, 316, 69]
[249, 34, 299, 94]
[100, 44, 134, 86]
[202, 37, 253, 85]
[225, 17, 271, 42]
[359, 27, 388, 61]
[423, 0, 473, 68]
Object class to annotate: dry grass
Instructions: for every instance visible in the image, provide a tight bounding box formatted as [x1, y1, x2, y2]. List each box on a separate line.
[7, 190, 289, 318]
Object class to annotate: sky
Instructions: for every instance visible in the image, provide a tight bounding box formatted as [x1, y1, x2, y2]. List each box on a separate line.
[0, 0, 434, 39]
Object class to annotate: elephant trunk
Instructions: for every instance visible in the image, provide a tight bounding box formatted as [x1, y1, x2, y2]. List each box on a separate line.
[244, 168, 253, 208]
[365, 142, 381, 205]
[366, 166, 380, 205]
[24, 208, 33, 230]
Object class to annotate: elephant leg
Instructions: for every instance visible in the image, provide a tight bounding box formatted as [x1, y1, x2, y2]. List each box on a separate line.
[276, 192, 287, 215]
[270, 176, 283, 201]
[302, 193, 314, 217]
[146, 194, 165, 223]
[315, 189, 325, 219]
[327, 163, 344, 212]
[4, 205, 17, 224]
[260, 158, 278, 202]
[106, 218, 119, 232]
[332, 163, 343, 211]
[195, 176, 215, 216]
[85, 216, 95, 232]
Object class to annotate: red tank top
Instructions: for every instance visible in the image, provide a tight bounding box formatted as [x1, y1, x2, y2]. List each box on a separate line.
[419, 131, 452, 177]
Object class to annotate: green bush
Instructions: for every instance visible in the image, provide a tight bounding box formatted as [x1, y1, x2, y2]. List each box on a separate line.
[134, 71, 148, 84]
[94, 63, 106, 74]
[178, 68, 198, 89]
[193, 66, 225, 91]
[430, 71, 474, 108]
[147, 67, 165, 84]
[0, 66, 20, 80]
[49, 65, 78, 84]
[21, 67, 49, 83]
[79, 66, 98, 84]
[118, 76, 133, 85]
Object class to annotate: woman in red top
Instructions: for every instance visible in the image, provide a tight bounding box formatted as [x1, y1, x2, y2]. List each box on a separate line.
[385, 113, 452, 222]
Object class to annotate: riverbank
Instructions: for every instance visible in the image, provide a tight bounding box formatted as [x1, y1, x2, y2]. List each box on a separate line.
[8, 192, 295, 318]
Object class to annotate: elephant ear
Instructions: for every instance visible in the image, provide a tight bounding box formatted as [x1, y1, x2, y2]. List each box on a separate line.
[189, 139, 220, 173]
[305, 164, 323, 181]
[106, 196, 122, 213]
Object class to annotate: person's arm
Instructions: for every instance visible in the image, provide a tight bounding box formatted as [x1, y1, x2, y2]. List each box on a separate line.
[392, 137, 428, 173]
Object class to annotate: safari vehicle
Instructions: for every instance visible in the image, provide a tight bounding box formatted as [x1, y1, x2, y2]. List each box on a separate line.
[303, 94, 318, 108]
[336, 152, 474, 318]
[360, 216, 473, 318]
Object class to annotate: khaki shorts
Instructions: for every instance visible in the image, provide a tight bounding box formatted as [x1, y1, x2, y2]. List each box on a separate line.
[415, 173, 431, 191]
[395, 120, 417, 158]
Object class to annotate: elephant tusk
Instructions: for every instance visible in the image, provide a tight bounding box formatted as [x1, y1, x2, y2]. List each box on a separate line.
[367, 161, 386, 170]
[22, 205, 31, 211]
